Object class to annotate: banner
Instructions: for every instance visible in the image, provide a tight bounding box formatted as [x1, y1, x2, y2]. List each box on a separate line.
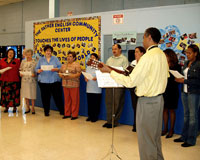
[159, 25, 199, 66]
[34, 16, 101, 69]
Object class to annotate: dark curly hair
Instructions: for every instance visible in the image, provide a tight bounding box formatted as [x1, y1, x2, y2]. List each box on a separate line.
[188, 44, 200, 61]
[44, 45, 53, 52]
[6, 48, 16, 60]
[164, 49, 178, 68]
[90, 53, 99, 60]
[135, 46, 146, 54]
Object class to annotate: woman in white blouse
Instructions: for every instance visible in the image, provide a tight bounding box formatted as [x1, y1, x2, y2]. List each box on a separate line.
[20, 49, 37, 114]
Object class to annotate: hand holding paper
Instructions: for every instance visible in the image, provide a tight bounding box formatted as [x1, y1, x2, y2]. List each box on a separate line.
[41, 65, 54, 71]
[0, 67, 12, 74]
[82, 72, 94, 81]
[169, 70, 184, 78]
[19, 71, 32, 76]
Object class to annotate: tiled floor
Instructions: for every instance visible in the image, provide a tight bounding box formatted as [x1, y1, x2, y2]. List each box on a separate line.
[0, 107, 199, 160]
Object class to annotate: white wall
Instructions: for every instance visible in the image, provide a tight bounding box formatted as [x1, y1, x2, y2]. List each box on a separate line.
[0, 0, 49, 45]
[25, 4, 200, 61]
[1, 0, 200, 45]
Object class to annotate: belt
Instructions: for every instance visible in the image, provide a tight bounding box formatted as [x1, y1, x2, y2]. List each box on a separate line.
[140, 93, 163, 98]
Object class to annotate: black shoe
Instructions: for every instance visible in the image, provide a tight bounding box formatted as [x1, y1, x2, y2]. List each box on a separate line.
[174, 137, 184, 143]
[102, 123, 109, 127]
[32, 112, 35, 114]
[86, 118, 91, 121]
[71, 117, 78, 120]
[13, 108, 17, 113]
[4, 108, 8, 113]
[45, 113, 49, 116]
[60, 112, 64, 115]
[132, 128, 136, 132]
[107, 124, 117, 128]
[166, 131, 174, 138]
[91, 119, 98, 122]
[166, 134, 173, 138]
[181, 142, 193, 147]
[25, 109, 31, 114]
[161, 130, 168, 136]
[63, 116, 71, 119]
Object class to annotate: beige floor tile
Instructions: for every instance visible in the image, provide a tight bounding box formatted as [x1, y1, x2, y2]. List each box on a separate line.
[0, 107, 199, 160]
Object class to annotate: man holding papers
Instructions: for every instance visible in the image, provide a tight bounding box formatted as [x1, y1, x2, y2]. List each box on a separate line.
[100, 27, 168, 160]
[35, 45, 64, 116]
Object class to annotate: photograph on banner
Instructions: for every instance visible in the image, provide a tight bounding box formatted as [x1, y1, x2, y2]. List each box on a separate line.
[112, 31, 137, 45]
[33, 16, 101, 70]
[159, 25, 199, 66]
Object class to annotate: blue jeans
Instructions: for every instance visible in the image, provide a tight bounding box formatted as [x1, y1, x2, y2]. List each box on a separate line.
[181, 92, 200, 145]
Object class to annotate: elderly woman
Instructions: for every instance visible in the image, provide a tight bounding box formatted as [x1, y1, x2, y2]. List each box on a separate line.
[20, 49, 37, 114]
[59, 51, 81, 120]
[35, 45, 64, 116]
[174, 44, 200, 147]
[162, 49, 181, 138]
[0, 48, 20, 113]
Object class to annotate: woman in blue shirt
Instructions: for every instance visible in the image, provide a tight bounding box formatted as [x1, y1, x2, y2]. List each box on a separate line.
[85, 53, 102, 122]
[35, 45, 64, 116]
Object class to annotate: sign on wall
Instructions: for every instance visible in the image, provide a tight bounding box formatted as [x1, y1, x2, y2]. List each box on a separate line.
[113, 31, 137, 45]
[113, 14, 124, 24]
[33, 16, 101, 69]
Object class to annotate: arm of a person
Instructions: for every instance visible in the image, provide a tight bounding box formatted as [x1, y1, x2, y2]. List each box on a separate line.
[35, 59, 43, 73]
[19, 60, 24, 71]
[69, 72, 81, 79]
[16, 59, 21, 75]
[110, 56, 151, 88]
[32, 61, 37, 77]
[19, 60, 24, 77]
[51, 57, 61, 72]
[184, 77, 200, 86]
[123, 57, 129, 69]
[69, 63, 81, 78]
[58, 65, 65, 78]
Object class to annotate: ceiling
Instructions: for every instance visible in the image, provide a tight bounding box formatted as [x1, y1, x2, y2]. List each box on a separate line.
[0, 0, 24, 6]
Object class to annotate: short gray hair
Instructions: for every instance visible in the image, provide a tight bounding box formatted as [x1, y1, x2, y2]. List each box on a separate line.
[25, 49, 33, 55]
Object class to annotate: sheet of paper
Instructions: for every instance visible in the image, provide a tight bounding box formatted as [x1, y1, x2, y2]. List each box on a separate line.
[19, 71, 32, 76]
[82, 72, 94, 80]
[95, 70, 123, 88]
[41, 65, 54, 71]
[169, 70, 184, 78]
[0, 67, 12, 74]
[58, 73, 69, 76]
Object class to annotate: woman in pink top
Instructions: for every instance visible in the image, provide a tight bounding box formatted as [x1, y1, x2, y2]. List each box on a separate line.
[59, 52, 81, 120]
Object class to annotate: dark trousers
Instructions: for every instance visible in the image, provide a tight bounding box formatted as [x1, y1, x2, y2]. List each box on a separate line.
[129, 88, 138, 129]
[38, 82, 64, 115]
[105, 88, 125, 125]
[87, 93, 102, 121]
